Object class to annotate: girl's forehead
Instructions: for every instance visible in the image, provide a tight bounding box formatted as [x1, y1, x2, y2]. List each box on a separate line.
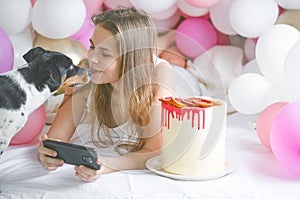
[91, 25, 118, 49]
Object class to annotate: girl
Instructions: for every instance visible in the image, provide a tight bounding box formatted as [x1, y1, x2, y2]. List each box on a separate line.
[38, 7, 175, 182]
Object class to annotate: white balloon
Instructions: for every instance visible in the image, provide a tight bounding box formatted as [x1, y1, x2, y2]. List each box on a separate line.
[228, 73, 273, 115]
[150, 3, 178, 20]
[130, 0, 176, 14]
[9, 28, 33, 68]
[177, 0, 209, 17]
[242, 59, 262, 75]
[229, 0, 278, 38]
[256, 24, 300, 84]
[31, 0, 86, 39]
[285, 40, 300, 100]
[276, 0, 300, 9]
[209, 0, 236, 35]
[190, 45, 243, 93]
[0, 0, 32, 35]
[153, 12, 181, 34]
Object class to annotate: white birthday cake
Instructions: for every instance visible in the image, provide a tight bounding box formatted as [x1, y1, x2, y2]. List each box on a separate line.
[160, 97, 227, 176]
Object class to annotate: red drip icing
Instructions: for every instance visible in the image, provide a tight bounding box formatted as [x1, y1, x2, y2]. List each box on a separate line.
[161, 103, 206, 130]
[161, 107, 164, 132]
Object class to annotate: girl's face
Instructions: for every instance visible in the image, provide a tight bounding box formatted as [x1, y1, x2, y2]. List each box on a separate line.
[87, 24, 120, 86]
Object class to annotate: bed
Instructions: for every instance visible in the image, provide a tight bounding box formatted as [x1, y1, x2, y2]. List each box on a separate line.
[1, 112, 300, 199]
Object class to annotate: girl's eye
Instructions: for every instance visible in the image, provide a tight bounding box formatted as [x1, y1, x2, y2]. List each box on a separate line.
[89, 45, 95, 50]
[102, 53, 112, 57]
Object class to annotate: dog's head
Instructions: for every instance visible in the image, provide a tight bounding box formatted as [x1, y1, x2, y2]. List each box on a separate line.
[23, 47, 91, 93]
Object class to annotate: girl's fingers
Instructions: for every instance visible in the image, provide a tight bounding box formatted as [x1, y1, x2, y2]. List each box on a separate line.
[38, 135, 65, 171]
[40, 134, 48, 141]
[41, 161, 62, 171]
[79, 173, 99, 182]
[75, 165, 100, 182]
[78, 165, 98, 176]
[39, 154, 64, 165]
[96, 158, 101, 165]
[39, 134, 61, 143]
[38, 144, 64, 171]
[38, 144, 57, 157]
[38, 135, 62, 157]
[39, 159, 63, 171]
[39, 153, 64, 165]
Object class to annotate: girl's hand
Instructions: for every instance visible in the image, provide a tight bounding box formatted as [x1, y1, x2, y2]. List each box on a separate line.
[74, 159, 116, 182]
[38, 134, 64, 171]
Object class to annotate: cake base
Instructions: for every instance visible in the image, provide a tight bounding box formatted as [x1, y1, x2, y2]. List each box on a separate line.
[146, 156, 235, 181]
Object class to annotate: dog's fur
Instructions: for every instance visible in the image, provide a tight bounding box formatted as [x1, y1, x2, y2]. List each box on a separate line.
[0, 47, 90, 155]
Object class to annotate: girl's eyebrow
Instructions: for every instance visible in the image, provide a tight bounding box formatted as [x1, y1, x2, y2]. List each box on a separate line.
[89, 39, 95, 46]
[89, 39, 114, 53]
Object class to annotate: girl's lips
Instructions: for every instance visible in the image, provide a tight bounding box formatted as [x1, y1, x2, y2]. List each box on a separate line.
[90, 68, 104, 73]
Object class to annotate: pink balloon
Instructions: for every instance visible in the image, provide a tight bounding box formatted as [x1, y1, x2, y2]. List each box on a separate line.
[256, 102, 288, 151]
[0, 28, 14, 73]
[270, 100, 300, 175]
[175, 17, 217, 59]
[71, 7, 94, 49]
[10, 104, 46, 145]
[185, 0, 220, 8]
[83, 0, 103, 15]
[104, 0, 132, 9]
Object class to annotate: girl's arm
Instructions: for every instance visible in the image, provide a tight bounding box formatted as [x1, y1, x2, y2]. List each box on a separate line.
[76, 62, 176, 182]
[156, 30, 176, 55]
[46, 84, 90, 141]
[38, 84, 90, 170]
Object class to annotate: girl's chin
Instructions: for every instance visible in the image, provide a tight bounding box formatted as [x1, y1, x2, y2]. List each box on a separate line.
[91, 79, 105, 84]
[91, 75, 104, 84]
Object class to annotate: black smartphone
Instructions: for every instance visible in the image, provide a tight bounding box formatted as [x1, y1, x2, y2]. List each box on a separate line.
[43, 139, 100, 170]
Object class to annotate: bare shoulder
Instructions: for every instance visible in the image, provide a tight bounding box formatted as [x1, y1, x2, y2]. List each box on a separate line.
[154, 61, 172, 73]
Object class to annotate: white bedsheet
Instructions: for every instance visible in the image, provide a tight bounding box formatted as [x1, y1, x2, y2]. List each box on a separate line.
[1, 112, 300, 199]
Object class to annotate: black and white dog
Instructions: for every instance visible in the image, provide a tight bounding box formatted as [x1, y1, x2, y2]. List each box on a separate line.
[0, 47, 91, 155]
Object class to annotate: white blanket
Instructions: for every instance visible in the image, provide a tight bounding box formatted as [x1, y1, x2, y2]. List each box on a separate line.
[1, 113, 300, 199]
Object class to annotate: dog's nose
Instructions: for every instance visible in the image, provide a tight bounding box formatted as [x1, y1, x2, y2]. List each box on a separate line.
[77, 67, 91, 77]
[86, 69, 91, 77]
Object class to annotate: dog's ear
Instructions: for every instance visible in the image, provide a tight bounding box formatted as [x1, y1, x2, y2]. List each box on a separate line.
[39, 65, 61, 92]
[23, 47, 46, 63]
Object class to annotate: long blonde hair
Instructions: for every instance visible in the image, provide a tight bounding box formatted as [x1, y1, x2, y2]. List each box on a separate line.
[90, 7, 158, 153]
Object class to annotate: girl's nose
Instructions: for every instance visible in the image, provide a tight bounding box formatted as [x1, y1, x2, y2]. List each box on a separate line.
[87, 52, 100, 64]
